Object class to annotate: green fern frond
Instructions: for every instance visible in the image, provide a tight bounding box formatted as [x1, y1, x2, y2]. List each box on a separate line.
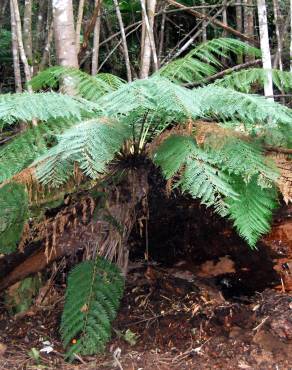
[193, 86, 292, 130]
[60, 257, 124, 359]
[34, 118, 131, 186]
[153, 135, 238, 216]
[226, 177, 278, 247]
[0, 92, 99, 128]
[98, 76, 200, 119]
[30, 66, 123, 101]
[202, 134, 278, 185]
[159, 38, 260, 84]
[214, 68, 292, 93]
[0, 183, 28, 254]
[0, 117, 84, 182]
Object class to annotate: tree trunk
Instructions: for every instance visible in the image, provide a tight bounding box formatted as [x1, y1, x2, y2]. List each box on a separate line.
[39, 21, 54, 71]
[272, 0, 283, 70]
[290, 0, 292, 71]
[257, 0, 274, 99]
[201, 0, 207, 42]
[75, 0, 85, 54]
[113, 0, 132, 82]
[23, 0, 33, 73]
[140, 0, 158, 79]
[10, 0, 32, 90]
[0, 169, 149, 291]
[52, 0, 78, 68]
[244, 0, 255, 61]
[236, 0, 243, 63]
[10, 0, 22, 93]
[91, 0, 102, 75]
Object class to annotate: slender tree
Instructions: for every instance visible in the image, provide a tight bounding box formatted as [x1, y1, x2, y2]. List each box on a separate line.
[52, 0, 78, 68]
[92, 0, 102, 75]
[244, 0, 255, 61]
[272, 0, 283, 70]
[75, 0, 85, 54]
[23, 0, 33, 72]
[257, 0, 274, 99]
[10, 0, 22, 92]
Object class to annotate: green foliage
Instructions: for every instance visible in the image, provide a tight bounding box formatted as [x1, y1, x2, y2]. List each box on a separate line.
[34, 118, 131, 186]
[0, 29, 12, 63]
[0, 118, 83, 182]
[0, 183, 28, 254]
[0, 92, 99, 128]
[214, 68, 292, 94]
[60, 257, 124, 359]
[193, 85, 292, 130]
[153, 134, 278, 244]
[30, 66, 124, 101]
[159, 38, 260, 84]
[226, 177, 278, 247]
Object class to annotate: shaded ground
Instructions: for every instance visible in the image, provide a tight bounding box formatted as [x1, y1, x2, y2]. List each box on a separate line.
[0, 182, 291, 369]
[0, 260, 291, 370]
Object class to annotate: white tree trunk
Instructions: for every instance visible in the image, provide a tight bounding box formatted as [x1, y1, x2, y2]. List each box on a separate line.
[272, 0, 283, 70]
[23, 0, 33, 71]
[91, 0, 102, 75]
[257, 0, 274, 99]
[10, 0, 22, 92]
[113, 0, 132, 82]
[140, 0, 158, 79]
[52, 0, 78, 68]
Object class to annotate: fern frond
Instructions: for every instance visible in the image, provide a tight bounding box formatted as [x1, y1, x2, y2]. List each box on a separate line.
[34, 118, 131, 186]
[214, 68, 292, 93]
[159, 38, 260, 84]
[226, 177, 278, 247]
[153, 135, 238, 216]
[30, 66, 123, 101]
[98, 76, 200, 119]
[0, 117, 85, 182]
[0, 183, 28, 254]
[0, 92, 99, 128]
[193, 86, 292, 130]
[60, 257, 124, 359]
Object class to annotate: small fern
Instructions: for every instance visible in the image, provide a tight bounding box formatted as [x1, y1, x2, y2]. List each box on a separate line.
[0, 183, 28, 254]
[60, 257, 124, 359]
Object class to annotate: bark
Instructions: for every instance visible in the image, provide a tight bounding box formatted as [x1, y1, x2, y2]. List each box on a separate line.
[35, 0, 47, 53]
[52, 0, 78, 68]
[140, 0, 158, 79]
[201, 0, 207, 42]
[290, 0, 292, 71]
[91, 0, 102, 75]
[10, 0, 22, 93]
[75, 0, 85, 54]
[0, 169, 149, 291]
[222, 0, 228, 37]
[23, 0, 33, 72]
[272, 0, 283, 70]
[113, 0, 132, 82]
[236, 0, 243, 63]
[257, 0, 274, 99]
[158, 7, 166, 66]
[10, 0, 32, 90]
[166, 0, 259, 46]
[39, 21, 54, 71]
[244, 0, 255, 61]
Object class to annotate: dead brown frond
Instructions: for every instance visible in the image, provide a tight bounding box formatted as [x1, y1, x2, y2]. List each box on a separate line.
[268, 153, 292, 204]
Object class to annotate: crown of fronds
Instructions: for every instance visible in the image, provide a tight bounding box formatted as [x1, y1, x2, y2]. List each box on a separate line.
[158, 38, 260, 84]
[0, 183, 28, 254]
[60, 257, 124, 359]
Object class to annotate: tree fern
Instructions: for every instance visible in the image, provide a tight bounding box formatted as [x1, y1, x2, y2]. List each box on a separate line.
[214, 68, 292, 94]
[159, 38, 260, 84]
[60, 257, 124, 359]
[30, 66, 124, 101]
[226, 177, 278, 247]
[0, 183, 28, 254]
